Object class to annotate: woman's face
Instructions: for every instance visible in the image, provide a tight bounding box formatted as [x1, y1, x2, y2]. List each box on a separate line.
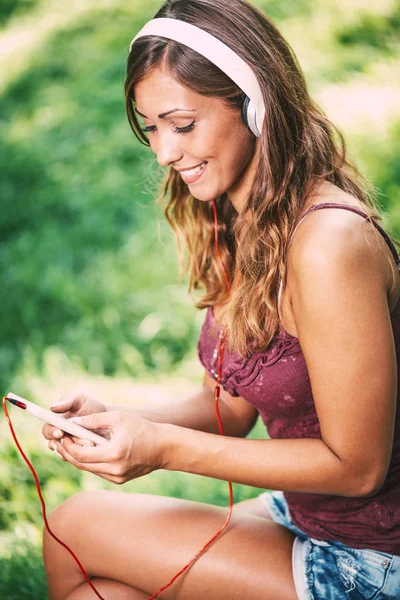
[134, 65, 257, 212]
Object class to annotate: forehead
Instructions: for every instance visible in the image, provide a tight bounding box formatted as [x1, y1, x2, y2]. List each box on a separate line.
[134, 66, 220, 116]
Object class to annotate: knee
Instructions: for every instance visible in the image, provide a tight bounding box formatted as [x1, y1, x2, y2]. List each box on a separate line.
[42, 491, 97, 549]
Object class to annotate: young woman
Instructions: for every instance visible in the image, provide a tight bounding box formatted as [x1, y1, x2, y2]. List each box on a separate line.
[42, 1, 400, 598]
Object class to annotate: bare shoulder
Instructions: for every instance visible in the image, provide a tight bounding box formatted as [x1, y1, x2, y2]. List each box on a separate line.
[298, 181, 373, 236]
[279, 181, 397, 338]
[287, 181, 387, 278]
[304, 179, 366, 212]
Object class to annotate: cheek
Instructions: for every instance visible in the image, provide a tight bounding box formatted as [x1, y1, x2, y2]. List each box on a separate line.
[224, 135, 254, 177]
[194, 115, 239, 159]
[216, 118, 253, 164]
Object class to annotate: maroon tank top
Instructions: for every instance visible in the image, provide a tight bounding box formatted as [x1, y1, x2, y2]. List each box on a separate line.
[197, 202, 400, 554]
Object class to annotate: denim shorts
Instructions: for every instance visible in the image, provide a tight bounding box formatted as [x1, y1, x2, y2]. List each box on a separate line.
[258, 490, 400, 600]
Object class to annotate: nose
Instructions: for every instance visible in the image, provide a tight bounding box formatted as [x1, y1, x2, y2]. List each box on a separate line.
[156, 130, 183, 168]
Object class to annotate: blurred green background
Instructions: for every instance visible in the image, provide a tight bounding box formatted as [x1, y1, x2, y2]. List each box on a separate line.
[0, 0, 399, 597]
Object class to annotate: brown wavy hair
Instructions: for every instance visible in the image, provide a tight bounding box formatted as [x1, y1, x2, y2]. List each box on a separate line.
[125, 0, 392, 358]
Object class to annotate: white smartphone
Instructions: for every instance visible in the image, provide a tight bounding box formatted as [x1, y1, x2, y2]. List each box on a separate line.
[6, 392, 110, 446]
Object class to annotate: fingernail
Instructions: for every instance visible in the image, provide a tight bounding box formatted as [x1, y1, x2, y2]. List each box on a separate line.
[49, 442, 57, 451]
[53, 430, 62, 438]
[50, 400, 63, 408]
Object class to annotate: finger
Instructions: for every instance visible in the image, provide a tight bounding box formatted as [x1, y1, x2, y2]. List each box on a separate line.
[49, 399, 75, 421]
[50, 396, 73, 413]
[42, 423, 64, 440]
[50, 441, 126, 484]
[52, 429, 64, 439]
[55, 454, 121, 483]
[50, 389, 90, 416]
[60, 435, 114, 463]
[42, 423, 53, 440]
[71, 436, 95, 447]
[51, 440, 119, 477]
[69, 410, 120, 433]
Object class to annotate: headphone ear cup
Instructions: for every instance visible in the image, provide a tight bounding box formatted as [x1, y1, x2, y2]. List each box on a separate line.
[241, 95, 260, 137]
[241, 95, 251, 131]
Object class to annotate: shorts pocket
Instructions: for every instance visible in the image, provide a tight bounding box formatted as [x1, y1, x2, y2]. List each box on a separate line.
[355, 548, 392, 567]
[334, 547, 392, 599]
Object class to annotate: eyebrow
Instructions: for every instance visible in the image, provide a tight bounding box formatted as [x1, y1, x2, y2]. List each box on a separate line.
[135, 108, 196, 120]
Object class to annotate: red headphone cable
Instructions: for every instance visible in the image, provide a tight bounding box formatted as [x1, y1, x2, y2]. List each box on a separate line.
[1, 395, 106, 599]
[146, 198, 234, 598]
[2, 198, 233, 599]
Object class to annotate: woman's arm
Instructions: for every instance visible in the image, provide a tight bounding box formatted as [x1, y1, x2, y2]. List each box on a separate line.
[106, 371, 259, 439]
[160, 211, 398, 499]
[161, 427, 374, 498]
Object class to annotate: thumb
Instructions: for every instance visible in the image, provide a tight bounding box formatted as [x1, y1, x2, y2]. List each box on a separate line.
[50, 400, 70, 413]
[69, 411, 113, 431]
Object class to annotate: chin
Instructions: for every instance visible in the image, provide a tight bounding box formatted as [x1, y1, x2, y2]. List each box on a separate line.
[191, 185, 227, 203]
[191, 191, 216, 203]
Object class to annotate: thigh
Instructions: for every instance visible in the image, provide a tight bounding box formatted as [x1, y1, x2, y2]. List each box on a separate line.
[44, 490, 298, 600]
[234, 496, 273, 519]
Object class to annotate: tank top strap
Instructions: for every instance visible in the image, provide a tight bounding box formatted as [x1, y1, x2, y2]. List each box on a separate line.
[287, 202, 400, 267]
[278, 202, 400, 316]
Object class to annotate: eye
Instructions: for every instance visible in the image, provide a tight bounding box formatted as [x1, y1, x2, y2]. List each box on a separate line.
[173, 120, 196, 134]
[141, 120, 196, 135]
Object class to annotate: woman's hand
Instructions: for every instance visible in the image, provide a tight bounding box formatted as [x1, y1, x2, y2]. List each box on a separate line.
[48, 411, 169, 485]
[42, 390, 108, 444]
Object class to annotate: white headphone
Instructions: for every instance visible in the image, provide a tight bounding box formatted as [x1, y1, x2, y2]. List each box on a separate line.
[129, 17, 266, 138]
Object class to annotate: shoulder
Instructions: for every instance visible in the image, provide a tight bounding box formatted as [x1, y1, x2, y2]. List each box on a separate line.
[287, 185, 385, 282]
[285, 185, 391, 334]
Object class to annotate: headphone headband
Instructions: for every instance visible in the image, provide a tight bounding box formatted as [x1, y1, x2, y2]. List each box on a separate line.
[129, 18, 266, 137]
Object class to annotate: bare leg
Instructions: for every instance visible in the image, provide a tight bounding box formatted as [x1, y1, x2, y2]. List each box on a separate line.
[43, 490, 297, 600]
[59, 505, 274, 600]
[66, 577, 148, 599]
[52, 497, 272, 600]
[233, 495, 274, 519]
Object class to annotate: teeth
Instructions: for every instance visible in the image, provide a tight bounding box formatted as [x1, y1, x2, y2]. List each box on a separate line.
[182, 162, 206, 176]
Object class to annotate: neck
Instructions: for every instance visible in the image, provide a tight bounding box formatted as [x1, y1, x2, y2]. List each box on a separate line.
[227, 142, 259, 214]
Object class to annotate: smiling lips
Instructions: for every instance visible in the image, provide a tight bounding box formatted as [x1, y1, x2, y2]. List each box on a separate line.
[177, 161, 208, 184]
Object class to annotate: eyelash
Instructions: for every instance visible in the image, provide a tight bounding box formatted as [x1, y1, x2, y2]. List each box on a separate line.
[141, 120, 196, 135]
